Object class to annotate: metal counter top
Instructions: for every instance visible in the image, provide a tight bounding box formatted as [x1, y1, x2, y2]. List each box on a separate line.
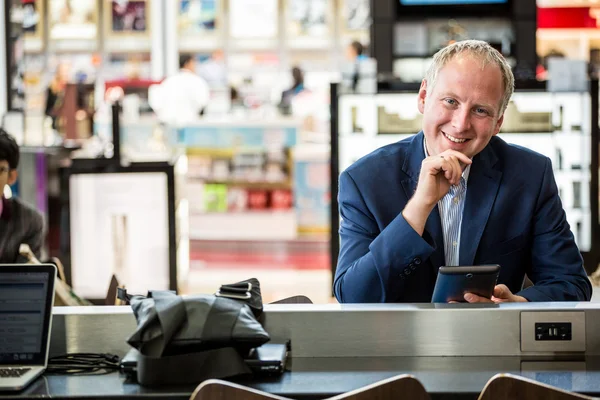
[50, 303, 600, 358]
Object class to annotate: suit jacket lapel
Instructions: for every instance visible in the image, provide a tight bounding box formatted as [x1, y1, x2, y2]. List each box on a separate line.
[459, 143, 502, 266]
[0, 218, 11, 259]
[400, 132, 445, 270]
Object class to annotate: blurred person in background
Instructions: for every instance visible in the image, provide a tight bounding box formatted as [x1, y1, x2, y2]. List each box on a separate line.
[149, 54, 210, 127]
[279, 66, 306, 115]
[0, 129, 44, 262]
[45, 63, 69, 132]
[345, 40, 367, 91]
[198, 49, 228, 88]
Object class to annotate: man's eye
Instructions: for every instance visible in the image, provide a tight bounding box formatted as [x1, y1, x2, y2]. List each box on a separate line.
[445, 99, 456, 105]
[475, 108, 489, 115]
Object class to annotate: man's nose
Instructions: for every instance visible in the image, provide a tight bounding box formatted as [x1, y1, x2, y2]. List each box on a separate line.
[451, 108, 471, 132]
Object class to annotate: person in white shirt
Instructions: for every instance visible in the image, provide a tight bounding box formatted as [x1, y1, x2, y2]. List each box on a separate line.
[149, 55, 210, 127]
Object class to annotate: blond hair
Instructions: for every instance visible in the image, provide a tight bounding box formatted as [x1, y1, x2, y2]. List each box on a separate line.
[424, 40, 514, 114]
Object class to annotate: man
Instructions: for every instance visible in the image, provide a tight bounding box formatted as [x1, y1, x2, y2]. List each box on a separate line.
[149, 54, 210, 127]
[0, 129, 44, 262]
[335, 40, 592, 303]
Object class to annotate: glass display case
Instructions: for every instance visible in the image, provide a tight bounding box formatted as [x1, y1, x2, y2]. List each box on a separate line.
[499, 91, 592, 252]
[331, 82, 599, 273]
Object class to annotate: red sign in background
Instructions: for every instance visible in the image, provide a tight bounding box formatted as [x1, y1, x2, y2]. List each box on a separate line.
[538, 7, 600, 29]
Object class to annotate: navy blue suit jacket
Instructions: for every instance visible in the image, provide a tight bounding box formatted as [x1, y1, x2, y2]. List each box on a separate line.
[335, 133, 592, 303]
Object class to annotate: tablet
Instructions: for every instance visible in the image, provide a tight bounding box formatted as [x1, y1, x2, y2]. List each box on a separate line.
[431, 265, 500, 303]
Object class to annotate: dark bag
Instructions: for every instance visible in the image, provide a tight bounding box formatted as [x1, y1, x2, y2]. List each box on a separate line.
[121, 278, 270, 386]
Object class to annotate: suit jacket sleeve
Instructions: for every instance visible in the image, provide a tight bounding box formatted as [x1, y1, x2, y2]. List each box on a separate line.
[334, 170, 435, 302]
[517, 158, 592, 301]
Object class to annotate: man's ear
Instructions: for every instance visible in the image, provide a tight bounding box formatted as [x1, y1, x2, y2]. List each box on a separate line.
[7, 169, 18, 186]
[417, 79, 427, 114]
[493, 113, 504, 136]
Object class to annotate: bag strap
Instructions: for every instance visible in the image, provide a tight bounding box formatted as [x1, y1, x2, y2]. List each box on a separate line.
[152, 291, 187, 357]
[215, 282, 252, 300]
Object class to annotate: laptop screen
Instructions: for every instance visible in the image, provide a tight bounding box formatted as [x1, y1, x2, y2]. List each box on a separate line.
[0, 265, 56, 366]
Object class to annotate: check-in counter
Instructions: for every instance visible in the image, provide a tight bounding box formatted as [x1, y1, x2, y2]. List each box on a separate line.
[3, 303, 597, 400]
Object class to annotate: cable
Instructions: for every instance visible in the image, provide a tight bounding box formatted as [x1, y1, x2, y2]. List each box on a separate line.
[46, 353, 121, 375]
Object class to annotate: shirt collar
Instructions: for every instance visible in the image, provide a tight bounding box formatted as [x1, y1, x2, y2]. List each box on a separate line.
[423, 137, 471, 183]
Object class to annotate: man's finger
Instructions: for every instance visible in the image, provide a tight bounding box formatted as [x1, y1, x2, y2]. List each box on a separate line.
[491, 296, 508, 303]
[447, 156, 462, 185]
[464, 293, 493, 303]
[442, 150, 472, 166]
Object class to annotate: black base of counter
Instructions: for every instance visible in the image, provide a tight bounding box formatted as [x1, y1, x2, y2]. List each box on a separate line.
[2, 356, 600, 400]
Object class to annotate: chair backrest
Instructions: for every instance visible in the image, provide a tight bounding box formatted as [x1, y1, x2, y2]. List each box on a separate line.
[191, 380, 291, 400]
[329, 374, 430, 400]
[269, 295, 313, 304]
[478, 373, 594, 400]
[105, 274, 121, 305]
[191, 375, 430, 400]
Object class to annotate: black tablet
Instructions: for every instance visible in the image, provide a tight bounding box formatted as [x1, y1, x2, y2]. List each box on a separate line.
[431, 265, 500, 303]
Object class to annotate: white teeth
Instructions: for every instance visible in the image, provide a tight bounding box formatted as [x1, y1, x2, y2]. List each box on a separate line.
[443, 132, 467, 143]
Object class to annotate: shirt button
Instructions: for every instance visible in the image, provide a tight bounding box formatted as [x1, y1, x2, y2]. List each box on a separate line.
[404, 269, 411, 275]
[414, 258, 422, 265]
[453, 241, 458, 247]
[453, 197, 459, 204]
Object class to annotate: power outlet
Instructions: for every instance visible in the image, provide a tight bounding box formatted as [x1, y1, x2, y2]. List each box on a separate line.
[535, 322, 572, 341]
[521, 311, 585, 353]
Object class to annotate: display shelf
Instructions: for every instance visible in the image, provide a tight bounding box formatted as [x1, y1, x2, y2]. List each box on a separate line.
[181, 120, 300, 240]
[196, 179, 292, 190]
[537, 28, 600, 62]
[189, 210, 297, 241]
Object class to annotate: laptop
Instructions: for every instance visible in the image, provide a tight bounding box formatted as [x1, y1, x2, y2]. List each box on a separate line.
[0, 264, 56, 391]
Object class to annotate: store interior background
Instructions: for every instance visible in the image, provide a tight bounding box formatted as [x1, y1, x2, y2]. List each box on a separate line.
[2, 0, 600, 304]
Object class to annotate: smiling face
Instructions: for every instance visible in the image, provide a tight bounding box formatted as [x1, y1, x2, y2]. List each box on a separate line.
[417, 54, 505, 159]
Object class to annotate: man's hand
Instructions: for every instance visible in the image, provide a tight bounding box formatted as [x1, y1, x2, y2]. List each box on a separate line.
[415, 149, 472, 207]
[402, 150, 472, 235]
[463, 284, 528, 303]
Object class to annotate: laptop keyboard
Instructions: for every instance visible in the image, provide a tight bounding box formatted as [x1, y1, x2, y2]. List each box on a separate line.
[0, 368, 31, 378]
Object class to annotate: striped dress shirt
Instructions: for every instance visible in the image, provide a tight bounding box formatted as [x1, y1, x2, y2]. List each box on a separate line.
[423, 141, 471, 266]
